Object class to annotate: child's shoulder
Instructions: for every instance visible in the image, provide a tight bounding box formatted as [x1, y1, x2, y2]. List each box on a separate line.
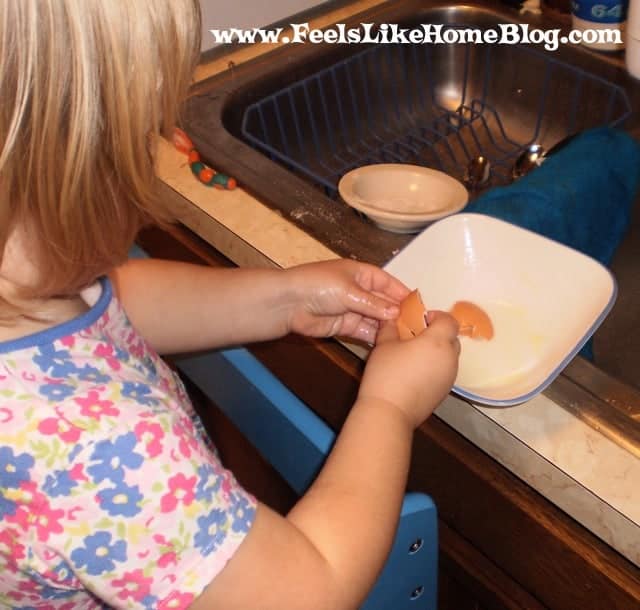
[0, 275, 204, 491]
[1, 358, 198, 479]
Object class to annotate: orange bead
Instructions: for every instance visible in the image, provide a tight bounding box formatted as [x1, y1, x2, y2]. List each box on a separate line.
[226, 177, 237, 190]
[188, 150, 200, 163]
[172, 128, 194, 154]
[199, 167, 214, 183]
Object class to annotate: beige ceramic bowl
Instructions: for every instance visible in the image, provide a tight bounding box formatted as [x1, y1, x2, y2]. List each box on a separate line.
[338, 163, 469, 233]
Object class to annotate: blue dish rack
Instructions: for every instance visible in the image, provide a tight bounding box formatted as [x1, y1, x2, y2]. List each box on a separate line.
[240, 35, 631, 198]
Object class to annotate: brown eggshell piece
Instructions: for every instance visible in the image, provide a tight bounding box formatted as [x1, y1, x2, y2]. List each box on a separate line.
[450, 300, 494, 340]
[397, 289, 427, 340]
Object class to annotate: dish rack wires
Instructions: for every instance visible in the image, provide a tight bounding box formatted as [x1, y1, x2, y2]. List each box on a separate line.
[241, 33, 631, 198]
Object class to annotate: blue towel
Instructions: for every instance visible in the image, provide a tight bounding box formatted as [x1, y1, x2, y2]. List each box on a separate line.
[465, 127, 640, 359]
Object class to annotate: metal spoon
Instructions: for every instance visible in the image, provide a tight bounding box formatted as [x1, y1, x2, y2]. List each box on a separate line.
[463, 155, 492, 190]
[511, 133, 580, 180]
[545, 133, 579, 157]
[511, 143, 546, 180]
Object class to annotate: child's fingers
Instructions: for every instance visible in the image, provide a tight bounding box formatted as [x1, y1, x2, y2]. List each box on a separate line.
[423, 311, 460, 343]
[375, 319, 399, 345]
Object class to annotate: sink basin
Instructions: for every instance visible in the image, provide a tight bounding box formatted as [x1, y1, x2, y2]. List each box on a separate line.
[185, 0, 640, 267]
[183, 0, 640, 447]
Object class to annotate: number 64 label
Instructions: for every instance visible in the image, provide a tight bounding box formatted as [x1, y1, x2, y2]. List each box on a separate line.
[572, 0, 628, 23]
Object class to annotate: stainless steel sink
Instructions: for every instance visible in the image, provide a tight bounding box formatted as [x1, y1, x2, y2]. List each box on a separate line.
[184, 0, 640, 450]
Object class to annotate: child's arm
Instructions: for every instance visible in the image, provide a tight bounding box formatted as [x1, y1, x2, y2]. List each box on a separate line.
[189, 314, 460, 610]
[110, 257, 408, 354]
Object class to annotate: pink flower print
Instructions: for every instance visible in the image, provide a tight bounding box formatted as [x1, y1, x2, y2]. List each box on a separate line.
[126, 331, 147, 359]
[134, 421, 164, 458]
[6, 484, 64, 542]
[8, 577, 42, 602]
[31, 502, 65, 543]
[6, 481, 45, 529]
[160, 473, 196, 512]
[220, 470, 234, 499]
[74, 390, 119, 420]
[0, 407, 12, 423]
[67, 506, 84, 521]
[0, 527, 26, 561]
[38, 415, 82, 443]
[157, 376, 172, 395]
[152, 532, 177, 566]
[6, 591, 24, 604]
[21, 370, 37, 382]
[111, 569, 153, 602]
[29, 502, 64, 542]
[69, 463, 88, 482]
[158, 550, 178, 568]
[160, 591, 195, 610]
[94, 343, 121, 371]
[60, 335, 76, 348]
[172, 417, 200, 459]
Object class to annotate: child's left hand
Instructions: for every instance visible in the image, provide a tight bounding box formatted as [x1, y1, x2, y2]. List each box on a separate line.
[282, 259, 410, 344]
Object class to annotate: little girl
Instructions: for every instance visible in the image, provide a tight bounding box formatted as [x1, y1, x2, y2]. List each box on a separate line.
[0, 1, 460, 608]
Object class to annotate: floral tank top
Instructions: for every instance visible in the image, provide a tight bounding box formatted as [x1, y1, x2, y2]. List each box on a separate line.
[0, 278, 256, 608]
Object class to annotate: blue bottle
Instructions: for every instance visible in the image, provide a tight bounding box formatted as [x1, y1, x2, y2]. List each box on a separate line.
[571, 0, 629, 49]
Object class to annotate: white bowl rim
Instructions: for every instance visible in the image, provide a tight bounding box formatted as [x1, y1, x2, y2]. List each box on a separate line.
[338, 163, 469, 221]
[384, 212, 618, 407]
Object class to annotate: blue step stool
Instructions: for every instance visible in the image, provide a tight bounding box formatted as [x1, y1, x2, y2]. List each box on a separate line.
[129, 246, 438, 608]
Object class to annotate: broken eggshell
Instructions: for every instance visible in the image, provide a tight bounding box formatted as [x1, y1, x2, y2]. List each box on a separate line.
[397, 289, 494, 341]
[397, 289, 428, 340]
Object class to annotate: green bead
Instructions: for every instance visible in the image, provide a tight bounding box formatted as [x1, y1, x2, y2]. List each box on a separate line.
[211, 173, 228, 185]
[190, 161, 205, 176]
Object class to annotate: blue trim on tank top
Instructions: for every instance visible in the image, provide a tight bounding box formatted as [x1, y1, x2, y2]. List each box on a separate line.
[0, 277, 112, 354]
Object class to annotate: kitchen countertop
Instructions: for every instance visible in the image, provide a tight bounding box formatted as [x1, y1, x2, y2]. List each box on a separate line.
[156, 0, 640, 568]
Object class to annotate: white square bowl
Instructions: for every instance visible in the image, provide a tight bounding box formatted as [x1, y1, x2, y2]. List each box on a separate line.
[384, 213, 617, 407]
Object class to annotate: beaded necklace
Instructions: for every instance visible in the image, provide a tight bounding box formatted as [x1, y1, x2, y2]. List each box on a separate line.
[172, 128, 236, 190]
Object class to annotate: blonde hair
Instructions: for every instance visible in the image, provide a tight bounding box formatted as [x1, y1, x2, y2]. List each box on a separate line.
[0, 0, 201, 304]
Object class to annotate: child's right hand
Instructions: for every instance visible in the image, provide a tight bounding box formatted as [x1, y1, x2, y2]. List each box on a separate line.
[358, 311, 461, 428]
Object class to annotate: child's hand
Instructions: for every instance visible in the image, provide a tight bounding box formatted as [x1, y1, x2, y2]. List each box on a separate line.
[358, 311, 461, 428]
[283, 260, 410, 344]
